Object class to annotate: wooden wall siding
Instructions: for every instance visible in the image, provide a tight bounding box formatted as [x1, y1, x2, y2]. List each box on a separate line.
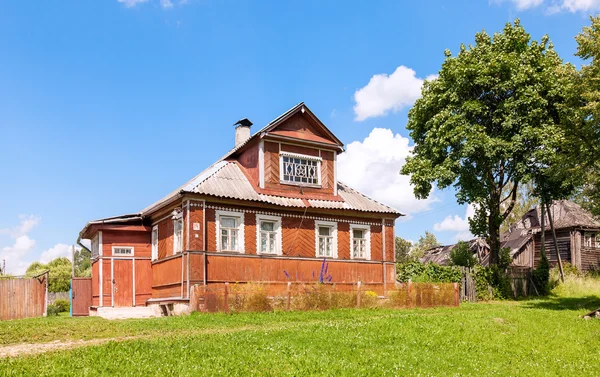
[102, 259, 112, 306]
[102, 230, 151, 257]
[384, 224, 395, 262]
[370, 225, 383, 261]
[337, 222, 350, 259]
[385, 263, 396, 285]
[92, 260, 99, 307]
[188, 202, 204, 251]
[135, 259, 152, 306]
[264, 141, 280, 186]
[237, 139, 260, 184]
[0, 275, 47, 320]
[269, 112, 337, 145]
[533, 229, 572, 268]
[157, 217, 174, 259]
[205, 254, 384, 284]
[245, 213, 257, 254]
[280, 143, 320, 157]
[512, 242, 534, 267]
[320, 151, 335, 192]
[580, 247, 600, 271]
[281, 217, 316, 258]
[189, 253, 205, 283]
[152, 285, 182, 299]
[152, 255, 183, 290]
[206, 208, 217, 252]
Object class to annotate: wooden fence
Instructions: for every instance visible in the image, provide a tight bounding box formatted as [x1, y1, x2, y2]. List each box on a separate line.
[188, 281, 459, 313]
[0, 272, 48, 320]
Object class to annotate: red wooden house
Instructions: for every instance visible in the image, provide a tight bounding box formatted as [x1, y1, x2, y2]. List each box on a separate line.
[78, 103, 402, 316]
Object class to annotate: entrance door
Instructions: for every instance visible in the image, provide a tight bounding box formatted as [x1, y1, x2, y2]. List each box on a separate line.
[71, 277, 92, 316]
[113, 259, 133, 307]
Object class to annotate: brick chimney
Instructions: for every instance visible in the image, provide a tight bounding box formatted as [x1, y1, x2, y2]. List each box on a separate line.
[234, 118, 252, 147]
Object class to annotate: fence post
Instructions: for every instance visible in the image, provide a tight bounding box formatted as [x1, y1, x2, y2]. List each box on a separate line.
[224, 283, 229, 314]
[453, 282, 459, 306]
[356, 281, 362, 308]
[286, 282, 291, 311]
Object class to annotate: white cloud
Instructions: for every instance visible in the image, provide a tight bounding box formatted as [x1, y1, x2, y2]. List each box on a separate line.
[337, 128, 437, 217]
[160, 0, 174, 8]
[0, 216, 41, 275]
[353, 66, 436, 121]
[39, 244, 73, 264]
[496, 0, 600, 12]
[118, 0, 149, 7]
[434, 204, 476, 241]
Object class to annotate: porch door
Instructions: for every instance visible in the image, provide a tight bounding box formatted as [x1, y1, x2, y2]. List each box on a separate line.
[113, 259, 133, 307]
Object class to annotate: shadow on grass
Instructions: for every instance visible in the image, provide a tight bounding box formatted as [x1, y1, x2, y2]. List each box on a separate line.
[521, 295, 600, 312]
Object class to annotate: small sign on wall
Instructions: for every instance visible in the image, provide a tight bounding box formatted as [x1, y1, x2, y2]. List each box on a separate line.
[193, 222, 200, 231]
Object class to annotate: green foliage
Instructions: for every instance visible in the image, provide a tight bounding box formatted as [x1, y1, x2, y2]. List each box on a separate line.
[533, 252, 551, 295]
[449, 241, 477, 267]
[53, 299, 70, 313]
[498, 247, 512, 270]
[26, 257, 72, 293]
[401, 19, 573, 266]
[74, 248, 92, 277]
[500, 182, 537, 233]
[394, 236, 413, 263]
[46, 304, 60, 317]
[396, 261, 462, 283]
[410, 231, 440, 261]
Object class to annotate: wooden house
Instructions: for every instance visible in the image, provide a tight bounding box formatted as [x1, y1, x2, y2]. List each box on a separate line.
[78, 103, 402, 315]
[501, 200, 600, 271]
[420, 238, 490, 266]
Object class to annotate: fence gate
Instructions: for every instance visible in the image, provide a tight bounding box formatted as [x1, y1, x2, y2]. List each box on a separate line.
[71, 277, 92, 316]
[0, 272, 48, 320]
[460, 267, 477, 302]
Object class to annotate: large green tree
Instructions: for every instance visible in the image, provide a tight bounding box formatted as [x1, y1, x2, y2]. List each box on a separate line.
[401, 20, 572, 265]
[395, 236, 413, 263]
[26, 257, 72, 292]
[410, 231, 440, 260]
[74, 248, 91, 277]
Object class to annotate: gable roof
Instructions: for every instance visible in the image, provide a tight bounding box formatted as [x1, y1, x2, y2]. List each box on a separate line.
[141, 161, 400, 215]
[506, 200, 600, 233]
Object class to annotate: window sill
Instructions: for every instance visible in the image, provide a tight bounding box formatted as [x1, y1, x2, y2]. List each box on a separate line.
[279, 181, 322, 189]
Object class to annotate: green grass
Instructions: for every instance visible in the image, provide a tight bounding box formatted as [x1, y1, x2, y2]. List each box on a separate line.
[2, 296, 600, 376]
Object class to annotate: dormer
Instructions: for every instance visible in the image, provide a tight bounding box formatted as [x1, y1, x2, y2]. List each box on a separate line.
[228, 103, 345, 199]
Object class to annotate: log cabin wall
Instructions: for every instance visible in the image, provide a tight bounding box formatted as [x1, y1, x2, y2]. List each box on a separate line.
[533, 229, 573, 268]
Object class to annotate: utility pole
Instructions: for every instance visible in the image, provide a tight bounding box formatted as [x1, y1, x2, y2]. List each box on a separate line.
[71, 245, 75, 278]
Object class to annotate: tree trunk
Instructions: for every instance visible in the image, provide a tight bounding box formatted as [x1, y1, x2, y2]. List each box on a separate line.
[488, 199, 501, 266]
[546, 202, 565, 283]
[540, 199, 545, 257]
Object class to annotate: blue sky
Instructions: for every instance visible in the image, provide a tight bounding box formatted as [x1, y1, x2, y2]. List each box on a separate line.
[0, 0, 597, 274]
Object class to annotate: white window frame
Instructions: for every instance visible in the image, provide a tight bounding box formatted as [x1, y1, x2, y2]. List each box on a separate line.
[585, 232, 594, 248]
[279, 151, 322, 187]
[173, 217, 184, 255]
[151, 225, 159, 261]
[256, 214, 282, 255]
[350, 224, 371, 260]
[315, 220, 338, 258]
[112, 246, 134, 256]
[91, 233, 100, 258]
[216, 210, 245, 253]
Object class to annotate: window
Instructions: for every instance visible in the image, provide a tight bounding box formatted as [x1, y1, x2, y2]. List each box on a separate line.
[256, 214, 282, 255]
[216, 210, 244, 252]
[350, 225, 370, 260]
[113, 246, 134, 256]
[585, 233, 594, 248]
[280, 152, 321, 186]
[151, 226, 158, 261]
[596, 234, 600, 248]
[315, 221, 337, 258]
[91, 233, 100, 258]
[173, 218, 183, 254]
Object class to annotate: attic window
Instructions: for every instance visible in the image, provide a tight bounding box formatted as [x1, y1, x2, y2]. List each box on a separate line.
[280, 152, 321, 186]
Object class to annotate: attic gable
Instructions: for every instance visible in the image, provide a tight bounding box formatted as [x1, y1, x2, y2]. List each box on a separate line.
[264, 105, 344, 147]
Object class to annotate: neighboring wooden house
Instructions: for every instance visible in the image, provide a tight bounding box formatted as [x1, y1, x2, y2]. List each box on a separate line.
[421, 238, 490, 266]
[78, 103, 402, 314]
[501, 200, 600, 271]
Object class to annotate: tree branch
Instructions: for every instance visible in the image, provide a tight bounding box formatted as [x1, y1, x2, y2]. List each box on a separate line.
[501, 180, 519, 220]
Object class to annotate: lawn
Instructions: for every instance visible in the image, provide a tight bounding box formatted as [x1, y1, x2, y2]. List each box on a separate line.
[1, 295, 599, 376]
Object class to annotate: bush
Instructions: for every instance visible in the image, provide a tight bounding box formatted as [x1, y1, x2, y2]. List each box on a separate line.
[361, 291, 379, 308]
[533, 252, 550, 295]
[397, 261, 462, 283]
[229, 284, 273, 312]
[53, 299, 70, 313]
[450, 241, 477, 267]
[47, 304, 60, 316]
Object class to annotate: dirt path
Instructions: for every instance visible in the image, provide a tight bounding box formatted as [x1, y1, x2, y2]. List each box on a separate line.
[0, 336, 142, 359]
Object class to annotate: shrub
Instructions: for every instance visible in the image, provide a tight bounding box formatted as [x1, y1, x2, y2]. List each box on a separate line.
[229, 283, 273, 312]
[472, 266, 512, 300]
[360, 291, 379, 308]
[397, 261, 461, 283]
[46, 304, 60, 316]
[533, 252, 550, 295]
[53, 299, 70, 313]
[450, 241, 477, 267]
